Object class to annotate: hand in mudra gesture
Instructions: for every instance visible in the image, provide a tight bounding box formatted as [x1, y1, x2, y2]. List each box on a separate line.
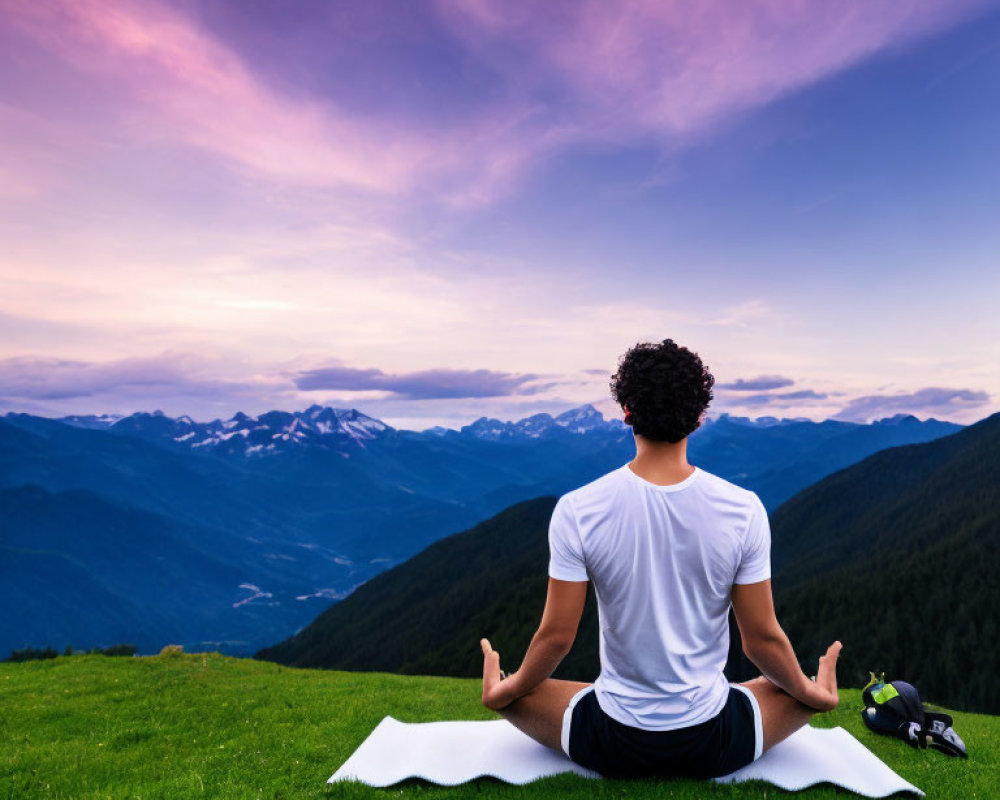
[803, 641, 843, 712]
[480, 638, 518, 711]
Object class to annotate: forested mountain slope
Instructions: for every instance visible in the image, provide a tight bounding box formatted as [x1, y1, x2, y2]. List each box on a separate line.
[258, 413, 1000, 713]
[759, 411, 1000, 712]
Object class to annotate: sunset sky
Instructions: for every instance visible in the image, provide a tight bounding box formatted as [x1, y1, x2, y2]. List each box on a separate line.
[1, 0, 998, 431]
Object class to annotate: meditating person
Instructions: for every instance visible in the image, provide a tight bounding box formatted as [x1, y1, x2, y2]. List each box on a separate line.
[479, 338, 842, 780]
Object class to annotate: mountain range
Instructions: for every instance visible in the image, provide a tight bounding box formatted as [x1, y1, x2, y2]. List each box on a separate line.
[0, 403, 962, 658]
[47, 404, 961, 514]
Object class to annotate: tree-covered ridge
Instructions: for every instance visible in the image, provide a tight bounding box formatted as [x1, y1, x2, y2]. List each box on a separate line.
[257, 413, 1000, 714]
[256, 496, 601, 681]
[757, 411, 1000, 712]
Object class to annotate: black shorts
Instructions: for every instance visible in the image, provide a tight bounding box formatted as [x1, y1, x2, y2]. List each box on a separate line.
[561, 683, 763, 780]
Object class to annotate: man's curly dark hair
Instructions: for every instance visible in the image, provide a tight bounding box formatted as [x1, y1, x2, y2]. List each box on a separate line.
[609, 339, 714, 443]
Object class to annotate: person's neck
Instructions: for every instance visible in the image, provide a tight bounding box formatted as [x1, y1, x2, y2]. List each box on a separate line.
[629, 435, 694, 485]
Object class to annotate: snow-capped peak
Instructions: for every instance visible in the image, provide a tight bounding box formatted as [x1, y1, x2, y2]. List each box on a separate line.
[554, 403, 606, 432]
[55, 413, 125, 430]
[461, 404, 620, 441]
[876, 413, 919, 426]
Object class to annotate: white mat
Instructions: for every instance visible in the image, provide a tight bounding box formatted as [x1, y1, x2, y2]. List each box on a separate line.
[330, 716, 924, 797]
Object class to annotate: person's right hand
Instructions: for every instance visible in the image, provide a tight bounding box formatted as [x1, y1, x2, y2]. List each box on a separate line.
[801, 641, 842, 711]
[480, 638, 519, 711]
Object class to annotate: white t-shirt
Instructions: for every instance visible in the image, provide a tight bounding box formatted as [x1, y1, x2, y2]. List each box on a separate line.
[548, 462, 771, 731]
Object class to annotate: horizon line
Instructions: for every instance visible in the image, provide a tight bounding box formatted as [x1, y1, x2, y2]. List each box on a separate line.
[2, 403, 986, 434]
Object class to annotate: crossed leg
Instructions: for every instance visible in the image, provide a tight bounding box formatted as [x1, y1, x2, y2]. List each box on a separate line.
[493, 678, 592, 753]
[495, 674, 810, 758]
[738, 642, 842, 753]
[737, 676, 815, 753]
[483, 641, 841, 758]
[499, 675, 814, 756]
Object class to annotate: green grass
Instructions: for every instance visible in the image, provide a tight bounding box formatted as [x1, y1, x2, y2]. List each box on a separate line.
[0, 653, 995, 799]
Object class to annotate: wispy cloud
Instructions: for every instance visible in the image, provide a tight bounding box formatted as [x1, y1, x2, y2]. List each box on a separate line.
[738, 389, 829, 405]
[705, 300, 778, 328]
[0, 0, 548, 207]
[438, 0, 992, 146]
[294, 365, 545, 399]
[1, 0, 401, 190]
[718, 375, 795, 391]
[832, 387, 991, 422]
[3, 0, 990, 209]
[0, 352, 272, 404]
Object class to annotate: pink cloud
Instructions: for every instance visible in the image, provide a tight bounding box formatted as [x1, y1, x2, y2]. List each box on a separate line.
[438, 0, 996, 141]
[1, 0, 551, 205]
[3, 0, 414, 192]
[0, 351, 263, 401]
[1, 0, 994, 209]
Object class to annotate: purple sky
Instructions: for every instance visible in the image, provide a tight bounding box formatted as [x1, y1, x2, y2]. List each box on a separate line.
[1, 0, 998, 430]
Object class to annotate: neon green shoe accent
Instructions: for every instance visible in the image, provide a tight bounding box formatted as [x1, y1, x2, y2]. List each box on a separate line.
[872, 684, 899, 704]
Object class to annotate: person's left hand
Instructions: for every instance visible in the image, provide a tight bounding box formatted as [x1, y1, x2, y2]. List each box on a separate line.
[480, 638, 518, 710]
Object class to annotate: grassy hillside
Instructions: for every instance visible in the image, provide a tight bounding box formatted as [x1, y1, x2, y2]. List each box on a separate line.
[1, 653, 995, 799]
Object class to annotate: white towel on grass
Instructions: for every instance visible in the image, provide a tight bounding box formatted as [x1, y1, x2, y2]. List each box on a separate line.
[329, 717, 924, 797]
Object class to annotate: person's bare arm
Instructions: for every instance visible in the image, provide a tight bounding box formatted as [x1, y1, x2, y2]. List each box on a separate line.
[731, 579, 839, 711]
[481, 577, 587, 710]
